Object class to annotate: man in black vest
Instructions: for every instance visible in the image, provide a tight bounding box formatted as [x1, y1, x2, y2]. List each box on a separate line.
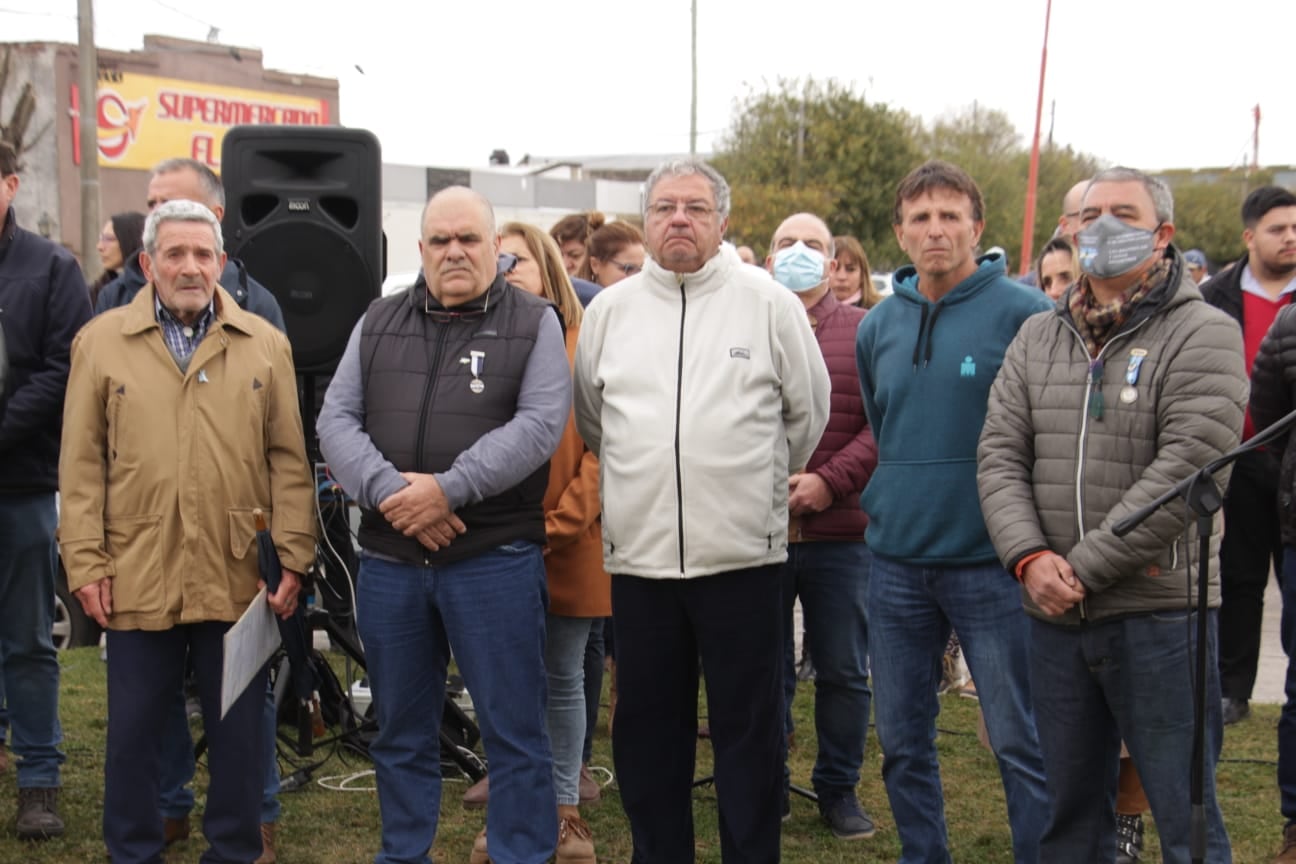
[317, 186, 570, 864]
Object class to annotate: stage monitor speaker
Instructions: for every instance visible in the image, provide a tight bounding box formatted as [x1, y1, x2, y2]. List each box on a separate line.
[221, 126, 383, 375]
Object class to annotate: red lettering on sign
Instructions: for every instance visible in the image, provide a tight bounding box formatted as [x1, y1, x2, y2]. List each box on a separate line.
[191, 134, 220, 169]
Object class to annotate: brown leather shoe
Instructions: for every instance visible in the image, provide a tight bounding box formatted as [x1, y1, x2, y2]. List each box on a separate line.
[578, 765, 601, 805]
[254, 822, 277, 864]
[468, 826, 491, 864]
[163, 815, 190, 847]
[555, 814, 597, 864]
[463, 775, 490, 809]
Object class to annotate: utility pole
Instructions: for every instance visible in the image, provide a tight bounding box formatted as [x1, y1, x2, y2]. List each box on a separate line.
[689, 0, 697, 155]
[77, 0, 101, 280]
[1252, 104, 1261, 175]
[1019, 0, 1052, 277]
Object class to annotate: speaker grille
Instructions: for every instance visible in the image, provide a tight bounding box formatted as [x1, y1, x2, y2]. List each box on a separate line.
[237, 221, 376, 372]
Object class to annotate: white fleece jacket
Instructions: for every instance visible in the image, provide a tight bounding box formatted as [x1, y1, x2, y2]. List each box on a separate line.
[574, 244, 829, 579]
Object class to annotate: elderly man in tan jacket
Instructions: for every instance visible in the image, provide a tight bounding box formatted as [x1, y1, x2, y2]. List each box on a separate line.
[58, 199, 315, 864]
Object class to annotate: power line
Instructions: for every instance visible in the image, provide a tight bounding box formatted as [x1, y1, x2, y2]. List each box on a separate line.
[148, 0, 216, 29]
[0, 6, 76, 18]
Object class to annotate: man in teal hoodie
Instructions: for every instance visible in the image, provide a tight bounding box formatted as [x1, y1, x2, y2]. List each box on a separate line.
[855, 160, 1050, 864]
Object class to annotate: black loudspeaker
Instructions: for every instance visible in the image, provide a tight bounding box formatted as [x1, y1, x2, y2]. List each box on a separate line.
[221, 126, 383, 374]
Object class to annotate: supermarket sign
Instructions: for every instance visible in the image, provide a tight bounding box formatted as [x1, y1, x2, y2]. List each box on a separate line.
[77, 71, 330, 170]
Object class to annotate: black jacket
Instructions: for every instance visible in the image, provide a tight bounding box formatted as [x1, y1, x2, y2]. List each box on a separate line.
[95, 253, 286, 333]
[1199, 256, 1248, 327]
[1249, 304, 1296, 545]
[0, 207, 92, 492]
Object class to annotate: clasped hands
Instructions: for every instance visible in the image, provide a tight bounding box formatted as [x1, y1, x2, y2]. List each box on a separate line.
[1022, 551, 1086, 616]
[379, 471, 466, 551]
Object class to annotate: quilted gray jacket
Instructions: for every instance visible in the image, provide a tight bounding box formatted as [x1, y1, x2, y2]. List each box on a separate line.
[977, 254, 1247, 624]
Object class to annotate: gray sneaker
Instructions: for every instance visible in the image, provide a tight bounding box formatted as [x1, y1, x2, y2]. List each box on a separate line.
[15, 787, 64, 841]
[818, 792, 875, 840]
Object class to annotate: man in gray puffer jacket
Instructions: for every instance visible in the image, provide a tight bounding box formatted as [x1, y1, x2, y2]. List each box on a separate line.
[977, 167, 1246, 864]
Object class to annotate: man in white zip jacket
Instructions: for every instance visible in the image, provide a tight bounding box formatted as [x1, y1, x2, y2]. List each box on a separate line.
[573, 159, 829, 864]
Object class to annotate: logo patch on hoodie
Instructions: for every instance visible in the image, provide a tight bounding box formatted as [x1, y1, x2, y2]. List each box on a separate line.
[960, 355, 976, 377]
[730, 347, 750, 360]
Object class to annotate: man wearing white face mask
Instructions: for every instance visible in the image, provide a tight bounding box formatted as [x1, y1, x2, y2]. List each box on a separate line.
[765, 213, 879, 839]
[978, 166, 1244, 863]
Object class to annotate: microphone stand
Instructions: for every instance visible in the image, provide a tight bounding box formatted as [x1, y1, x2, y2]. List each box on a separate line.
[1112, 404, 1296, 864]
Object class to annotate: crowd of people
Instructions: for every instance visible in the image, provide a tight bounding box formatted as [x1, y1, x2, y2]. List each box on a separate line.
[5, 132, 1296, 864]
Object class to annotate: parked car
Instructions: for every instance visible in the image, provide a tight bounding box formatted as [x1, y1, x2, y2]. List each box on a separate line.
[382, 270, 420, 297]
[54, 559, 101, 650]
[52, 493, 103, 649]
[871, 272, 894, 298]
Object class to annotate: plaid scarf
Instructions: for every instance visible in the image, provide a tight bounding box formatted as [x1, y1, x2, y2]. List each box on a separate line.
[1068, 258, 1171, 358]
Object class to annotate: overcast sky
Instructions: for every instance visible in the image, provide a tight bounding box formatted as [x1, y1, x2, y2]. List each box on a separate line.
[6, 0, 1293, 173]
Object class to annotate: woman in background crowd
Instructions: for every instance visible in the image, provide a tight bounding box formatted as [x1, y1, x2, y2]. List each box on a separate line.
[830, 235, 882, 309]
[551, 212, 600, 278]
[89, 211, 145, 309]
[580, 221, 645, 289]
[467, 222, 610, 864]
[1036, 236, 1078, 302]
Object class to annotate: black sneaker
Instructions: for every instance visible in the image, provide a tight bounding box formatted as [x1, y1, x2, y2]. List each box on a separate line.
[818, 792, 875, 840]
[1222, 697, 1250, 726]
[1115, 812, 1144, 863]
[15, 787, 64, 841]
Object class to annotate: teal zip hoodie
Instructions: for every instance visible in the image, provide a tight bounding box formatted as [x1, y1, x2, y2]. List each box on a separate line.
[855, 253, 1052, 565]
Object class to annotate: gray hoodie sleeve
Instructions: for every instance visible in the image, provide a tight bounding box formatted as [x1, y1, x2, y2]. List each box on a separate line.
[316, 317, 408, 510]
[436, 310, 571, 509]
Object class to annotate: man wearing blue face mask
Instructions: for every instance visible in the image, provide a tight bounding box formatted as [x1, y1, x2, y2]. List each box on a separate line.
[766, 213, 879, 840]
[978, 166, 1244, 863]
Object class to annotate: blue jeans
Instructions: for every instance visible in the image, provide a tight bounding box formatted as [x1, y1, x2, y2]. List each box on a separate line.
[780, 541, 871, 795]
[158, 680, 281, 823]
[581, 620, 605, 765]
[0, 492, 64, 787]
[1276, 546, 1296, 822]
[357, 546, 556, 864]
[546, 615, 600, 805]
[1031, 612, 1231, 864]
[868, 555, 1046, 864]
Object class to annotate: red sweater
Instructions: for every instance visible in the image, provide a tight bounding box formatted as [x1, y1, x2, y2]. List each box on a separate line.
[792, 290, 878, 541]
[1243, 291, 1291, 439]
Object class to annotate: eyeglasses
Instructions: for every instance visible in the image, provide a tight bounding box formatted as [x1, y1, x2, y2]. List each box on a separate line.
[99, 232, 117, 244]
[610, 261, 641, 276]
[647, 200, 716, 221]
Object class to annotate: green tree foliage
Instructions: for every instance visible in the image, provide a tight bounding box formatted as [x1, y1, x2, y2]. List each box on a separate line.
[1167, 170, 1275, 268]
[922, 105, 1101, 274]
[712, 79, 922, 268]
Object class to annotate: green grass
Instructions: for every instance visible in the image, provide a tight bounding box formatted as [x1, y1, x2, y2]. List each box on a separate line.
[0, 647, 1284, 863]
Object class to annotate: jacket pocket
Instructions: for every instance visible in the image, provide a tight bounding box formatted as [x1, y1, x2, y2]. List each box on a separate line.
[228, 508, 272, 562]
[104, 515, 165, 614]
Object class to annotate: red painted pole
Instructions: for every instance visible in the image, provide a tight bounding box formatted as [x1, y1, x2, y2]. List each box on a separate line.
[1019, 0, 1053, 276]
